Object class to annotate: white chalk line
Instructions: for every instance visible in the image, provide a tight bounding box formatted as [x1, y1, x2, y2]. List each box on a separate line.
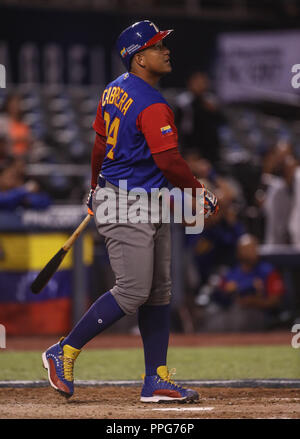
[151, 407, 214, 412]
[1, 379, 300, 388]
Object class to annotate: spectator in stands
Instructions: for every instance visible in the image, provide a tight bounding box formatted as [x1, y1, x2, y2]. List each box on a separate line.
[0, 158, 51, 210]
[182, 148, 244, 202]
[183, 148, 217, 182]
[205, 234, 285, 331]
[283, 154, 300, 245]
[0, 133, 11, 167]
[0, 93, 32, 157]
[178, 169, 245, 330]
[186, 196, 245, 282]
[256, 141, 300, 244]
[174, 71, 225, 166]
[255, 141, 292, 244]
[184, 164, 245, 295]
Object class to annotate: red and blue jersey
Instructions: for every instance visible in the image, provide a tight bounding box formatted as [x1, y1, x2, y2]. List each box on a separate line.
[93, 72, 178, 192]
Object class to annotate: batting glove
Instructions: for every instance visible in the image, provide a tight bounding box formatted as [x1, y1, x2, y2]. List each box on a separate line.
[204, 188, 219, 218]
[86, 188, 94, 216]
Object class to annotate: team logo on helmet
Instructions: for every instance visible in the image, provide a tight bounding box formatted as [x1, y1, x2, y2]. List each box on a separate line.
[120, 47, 127, 58]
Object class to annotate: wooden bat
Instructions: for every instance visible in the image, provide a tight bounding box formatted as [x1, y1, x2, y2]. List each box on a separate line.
[30, 214, 92, 294]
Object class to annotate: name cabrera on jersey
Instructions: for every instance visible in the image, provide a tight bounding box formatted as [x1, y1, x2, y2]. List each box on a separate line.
[93, 72, 178, 192]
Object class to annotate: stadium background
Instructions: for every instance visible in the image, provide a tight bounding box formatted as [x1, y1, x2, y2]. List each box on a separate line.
[0, 0, 300, 420]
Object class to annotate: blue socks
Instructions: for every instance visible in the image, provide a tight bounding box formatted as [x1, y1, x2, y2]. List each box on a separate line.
[62, 291, 171, 378]
[138, 304, 170, 376]
[62, 291, 125, 350]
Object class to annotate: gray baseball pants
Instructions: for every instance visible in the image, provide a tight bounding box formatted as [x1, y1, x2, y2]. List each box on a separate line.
[93, 180, 172, 315]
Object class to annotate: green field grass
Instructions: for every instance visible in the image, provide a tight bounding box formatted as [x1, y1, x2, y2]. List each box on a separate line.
[1, 345, 300, 381]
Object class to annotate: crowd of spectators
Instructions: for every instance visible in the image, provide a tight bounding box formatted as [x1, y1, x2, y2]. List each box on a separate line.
[0, 74, 299, 332]
[0, 93, 52, 212]
[171, 71, 300, 332]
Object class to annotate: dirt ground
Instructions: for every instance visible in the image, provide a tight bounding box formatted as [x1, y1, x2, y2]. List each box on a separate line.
[2, 331, 299, 419]
[0, 386, 299, 419]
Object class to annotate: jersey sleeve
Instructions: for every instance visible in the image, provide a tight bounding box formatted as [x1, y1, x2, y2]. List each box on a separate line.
[137, 103, 178, 154]
[92, 100, 106, 137]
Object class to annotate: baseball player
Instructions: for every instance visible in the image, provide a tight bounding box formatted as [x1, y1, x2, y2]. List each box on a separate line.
[42, 20, 218, 403]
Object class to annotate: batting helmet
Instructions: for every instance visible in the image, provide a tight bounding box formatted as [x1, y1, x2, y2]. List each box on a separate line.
[116, 20, 173, 71]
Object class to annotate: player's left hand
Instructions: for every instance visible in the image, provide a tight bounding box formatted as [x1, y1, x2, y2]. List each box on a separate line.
[86, 188, 95, 216]
[204, 188, 219, 218]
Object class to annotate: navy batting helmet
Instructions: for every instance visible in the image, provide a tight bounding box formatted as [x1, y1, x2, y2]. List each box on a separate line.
[116, 20, 173, 71]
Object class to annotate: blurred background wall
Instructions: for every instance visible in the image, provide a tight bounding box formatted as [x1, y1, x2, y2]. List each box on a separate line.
[0, 0, 300, 335]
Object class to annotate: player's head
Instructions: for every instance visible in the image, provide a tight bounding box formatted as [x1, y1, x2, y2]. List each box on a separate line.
[116, 20, 173, 73]
[237, 234, 259, 267]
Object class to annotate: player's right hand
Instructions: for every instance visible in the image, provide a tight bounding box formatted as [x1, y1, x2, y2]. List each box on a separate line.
[204, 187, 219, 218]
[86, 188, 95, 216]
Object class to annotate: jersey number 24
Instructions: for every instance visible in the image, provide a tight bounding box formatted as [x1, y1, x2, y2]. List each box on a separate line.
[104, 111, 120, 160]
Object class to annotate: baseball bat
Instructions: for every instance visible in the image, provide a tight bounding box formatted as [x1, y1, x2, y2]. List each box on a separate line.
[30, 214, 92, 294]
